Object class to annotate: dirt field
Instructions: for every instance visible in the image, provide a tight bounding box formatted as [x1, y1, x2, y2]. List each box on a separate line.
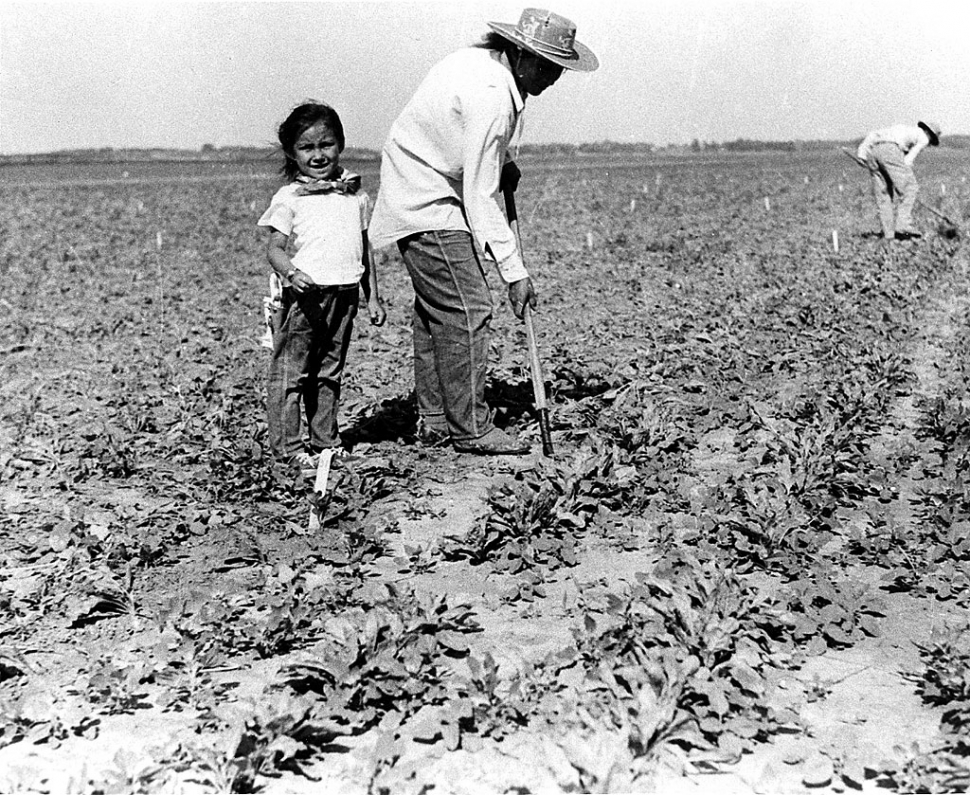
[3, 150, 970, 794]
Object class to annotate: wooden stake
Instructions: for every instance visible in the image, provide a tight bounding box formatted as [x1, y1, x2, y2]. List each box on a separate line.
[307, 449, 336, 531]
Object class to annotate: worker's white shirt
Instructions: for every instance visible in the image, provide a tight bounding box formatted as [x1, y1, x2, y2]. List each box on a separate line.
[369, 47, 528, 283]
[857, 124, 930, 167]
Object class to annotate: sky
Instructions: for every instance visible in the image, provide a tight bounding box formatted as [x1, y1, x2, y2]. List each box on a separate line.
[1, 0, 968, 155]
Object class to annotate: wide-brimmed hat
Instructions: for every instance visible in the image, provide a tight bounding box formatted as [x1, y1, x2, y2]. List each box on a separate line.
[488, 8, 598, 72]
[918, 120, 941, 146]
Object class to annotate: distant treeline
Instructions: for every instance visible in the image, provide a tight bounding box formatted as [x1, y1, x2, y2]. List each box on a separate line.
[4, 135, 969, 165]
[0, 146, 378, 167]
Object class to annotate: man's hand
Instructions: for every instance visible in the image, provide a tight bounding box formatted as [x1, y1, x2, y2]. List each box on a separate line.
[500, 160, 522, 195]
[508, 277, 536, 320]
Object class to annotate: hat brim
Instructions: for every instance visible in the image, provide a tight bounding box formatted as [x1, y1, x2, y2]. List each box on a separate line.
[918, 121, 940, 146]
[487, 20, 599, 72]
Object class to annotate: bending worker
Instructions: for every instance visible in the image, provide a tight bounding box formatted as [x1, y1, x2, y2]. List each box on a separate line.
[856, 120, 941, 240]
[369, 8, 598, 455]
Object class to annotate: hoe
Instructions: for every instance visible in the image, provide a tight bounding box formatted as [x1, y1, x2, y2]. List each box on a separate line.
[503, 186, 555, 457]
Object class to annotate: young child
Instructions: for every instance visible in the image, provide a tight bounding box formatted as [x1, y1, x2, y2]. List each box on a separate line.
[258, 102, 386, 470]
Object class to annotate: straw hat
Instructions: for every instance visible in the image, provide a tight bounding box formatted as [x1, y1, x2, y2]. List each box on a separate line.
[487, 8, 599, 72]
[918, 120, 941, 146]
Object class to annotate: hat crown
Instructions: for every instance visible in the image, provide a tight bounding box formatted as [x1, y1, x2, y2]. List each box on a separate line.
[515, 8, 577, 58]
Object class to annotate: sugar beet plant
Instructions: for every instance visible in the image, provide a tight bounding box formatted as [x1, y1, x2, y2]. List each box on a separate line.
[441, 382, 694, 579]
[875, 621, 970, 793]
[466, 555, 800, 793]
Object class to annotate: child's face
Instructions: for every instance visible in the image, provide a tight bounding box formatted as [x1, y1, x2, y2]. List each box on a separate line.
[293, 121, 341, 180]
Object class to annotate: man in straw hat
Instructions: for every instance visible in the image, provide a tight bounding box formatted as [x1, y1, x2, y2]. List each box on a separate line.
[856, 120, 941, 241]
[369, 8, 597, 455]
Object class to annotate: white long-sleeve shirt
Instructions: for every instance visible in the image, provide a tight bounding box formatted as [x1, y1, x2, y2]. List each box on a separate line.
[369, 47, 528, 283]
[857, 124, 930, 167]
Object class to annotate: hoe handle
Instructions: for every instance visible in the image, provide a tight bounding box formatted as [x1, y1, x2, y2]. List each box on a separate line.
[503, 186, 555, 457]
[840, 146, 868, 170]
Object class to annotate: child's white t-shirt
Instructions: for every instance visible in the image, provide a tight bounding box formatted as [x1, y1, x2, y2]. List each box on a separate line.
[258, 184, 370, 286]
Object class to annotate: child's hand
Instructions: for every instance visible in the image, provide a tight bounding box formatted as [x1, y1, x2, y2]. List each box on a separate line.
[288, 268, 316, 294]
[368, 299, 387, 327]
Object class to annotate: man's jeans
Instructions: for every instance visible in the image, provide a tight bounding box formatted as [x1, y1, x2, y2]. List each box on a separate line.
[867, 141, 919, 237]
[398, 230, 495, 442]
[267, 285, 358, 459]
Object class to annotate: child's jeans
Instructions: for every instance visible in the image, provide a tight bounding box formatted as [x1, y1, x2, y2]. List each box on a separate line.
[398, 230, 496, 442]
[267, 285, 358, 460]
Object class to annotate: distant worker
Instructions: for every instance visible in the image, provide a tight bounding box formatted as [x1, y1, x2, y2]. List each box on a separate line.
[856, 120, 941, 240]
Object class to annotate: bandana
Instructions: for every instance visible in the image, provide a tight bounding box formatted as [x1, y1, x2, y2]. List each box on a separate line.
[295, 168, 361, 196]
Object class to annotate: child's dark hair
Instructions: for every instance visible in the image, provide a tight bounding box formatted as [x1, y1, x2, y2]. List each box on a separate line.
[277, 102, 345, 181]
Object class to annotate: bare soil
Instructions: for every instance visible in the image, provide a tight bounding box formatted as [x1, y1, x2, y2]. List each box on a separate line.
[2, 154, 968, 794]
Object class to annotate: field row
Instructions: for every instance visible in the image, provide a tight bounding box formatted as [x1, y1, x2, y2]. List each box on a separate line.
[2, 152, 970, 792]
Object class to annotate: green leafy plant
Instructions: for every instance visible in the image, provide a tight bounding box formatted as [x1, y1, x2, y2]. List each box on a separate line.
[776, 575, 885, 652]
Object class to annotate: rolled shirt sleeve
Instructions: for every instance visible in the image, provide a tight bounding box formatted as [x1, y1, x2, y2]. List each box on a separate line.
[903, 139, 926, 167]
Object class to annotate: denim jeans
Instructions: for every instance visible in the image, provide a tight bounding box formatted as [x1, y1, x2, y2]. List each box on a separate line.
[266, 285, 358, 459]
[398, 230, 495, 442]
[867, 141, 919, 237]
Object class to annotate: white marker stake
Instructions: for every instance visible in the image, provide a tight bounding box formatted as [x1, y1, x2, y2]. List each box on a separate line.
[764, 197, 771, 211]
[838, 184, 844, 193]
[832, 230, 839, 253]
[630, 198, 636, 212]
[586, 231, 594, 249]
[941, 184, 946, 196]
[307, 449, 336, 531]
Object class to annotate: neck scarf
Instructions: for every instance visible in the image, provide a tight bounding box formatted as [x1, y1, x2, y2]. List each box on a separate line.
[295, 167, 361, 196]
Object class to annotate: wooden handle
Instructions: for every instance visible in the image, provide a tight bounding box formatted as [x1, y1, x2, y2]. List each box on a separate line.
[840, 147, 867, 169]
[504, 185, 554, 456]
[524, 305, 546, 411]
